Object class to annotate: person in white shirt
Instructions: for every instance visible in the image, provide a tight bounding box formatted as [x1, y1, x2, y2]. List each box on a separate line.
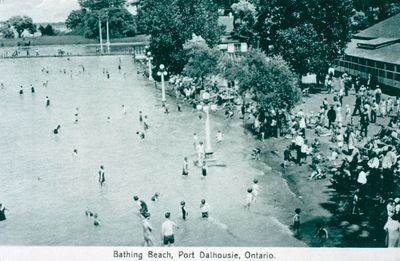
[197, 141, 205, 163]
[142, 213, 154, 246]
[216, 130, 223, 143]
[200, 199, 210, 219]
[252, 179, 259, 203]
[193, 133, 198, 150]
[161, 212, 179, 246]
[295, 133, 304, 164]
[246, 188, 253, 210]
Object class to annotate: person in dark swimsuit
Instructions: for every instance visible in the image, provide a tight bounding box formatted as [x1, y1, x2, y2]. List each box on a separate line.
[181, 201, 188, 220]
[0, 203, 8, 221]
[98, 165, 105, 186]
[53, 125, 61, 134]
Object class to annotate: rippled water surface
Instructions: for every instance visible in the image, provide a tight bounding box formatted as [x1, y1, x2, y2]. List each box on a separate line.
[0, 56, 304, 246]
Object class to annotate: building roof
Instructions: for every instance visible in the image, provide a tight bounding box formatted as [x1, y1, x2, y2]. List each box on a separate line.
[345, 39, 400, 65]
[218, 16, 234, 34]
[355, 13, 400, 39]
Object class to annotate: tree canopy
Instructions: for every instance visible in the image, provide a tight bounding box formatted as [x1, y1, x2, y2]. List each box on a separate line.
[219, 49, 300, 110]
[182, 35, 221, 84]
[38, 24, 56, 36]
[78, 0, 127, 10]
[228, 0, 352, 76]
[137, 0, 224, 74]
[7, 16, 36, 38]
[65, 0, 136, 39]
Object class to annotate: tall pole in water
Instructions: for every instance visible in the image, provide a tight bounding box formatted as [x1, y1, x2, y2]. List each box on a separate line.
[98, 16, 103, 54]
[106, 18, 110, 54]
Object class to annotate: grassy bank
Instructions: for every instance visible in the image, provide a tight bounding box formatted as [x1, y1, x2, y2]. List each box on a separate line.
[0, 34, 148, 47]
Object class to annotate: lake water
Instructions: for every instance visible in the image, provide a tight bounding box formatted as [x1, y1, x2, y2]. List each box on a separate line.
[0, 55, 305, 246]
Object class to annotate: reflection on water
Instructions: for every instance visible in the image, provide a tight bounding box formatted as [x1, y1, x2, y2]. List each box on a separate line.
[0, 55, 304, 246]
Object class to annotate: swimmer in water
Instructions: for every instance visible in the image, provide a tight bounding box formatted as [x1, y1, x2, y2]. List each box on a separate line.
[19, 85, 23, 95]
[46, 96, 50, 107]
[53, 125, 61, 134]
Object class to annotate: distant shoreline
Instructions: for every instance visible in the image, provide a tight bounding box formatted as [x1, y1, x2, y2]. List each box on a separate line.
[0, 34, 148, 48]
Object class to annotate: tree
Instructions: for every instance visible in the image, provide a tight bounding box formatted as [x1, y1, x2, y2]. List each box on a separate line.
[249, 0, 353, 76]
[231, 0, 257, 43]
[39, 24, 56, 36]
[66, 9, 87, 34]
[0, 23, 15, 39]
[8, 16, 36, 38]
[137, 0, 223, 74]
[78, 0, 126, 10]
[65, 2, 136, 39]
[182, 35, 221, 86]
[218, 48, 300, 110]
[275, 23, 327, 76]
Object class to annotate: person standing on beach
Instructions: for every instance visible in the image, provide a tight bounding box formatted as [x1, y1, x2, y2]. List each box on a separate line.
[46, 96, 50, 107]
[161, 212, 179, 246]
[19, 85, 23, 95]
[293, 208, 301, 237]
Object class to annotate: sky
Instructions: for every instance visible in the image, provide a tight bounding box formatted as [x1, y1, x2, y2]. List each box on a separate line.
[0, 0, 80, 23]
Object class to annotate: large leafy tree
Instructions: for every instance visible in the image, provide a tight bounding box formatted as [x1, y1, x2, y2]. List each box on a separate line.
[275, 23, 327, 76]
[7, 16, 36, 38]
[78, 0, 126, 10]
[182, 35, 221, 86]
[246, 0, 353, 76]
[218, 48, 300, 110]
[231, 0, 257, 44]
[137, 0, 223, 74]
[39, 24, 56, 36]
[65, 0, 136, 39]
[0, 23, 15, 39]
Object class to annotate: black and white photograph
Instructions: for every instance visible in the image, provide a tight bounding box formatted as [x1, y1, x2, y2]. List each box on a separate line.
[0, 0, 400, 260]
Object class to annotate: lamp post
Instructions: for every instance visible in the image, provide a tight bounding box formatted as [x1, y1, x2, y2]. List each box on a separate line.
[145, 49, 153, 80]
[98, 16, 103, 54]
[106, 17, 110, 54]
[157, 64, 167, 104]
[196, 92, 217, 157]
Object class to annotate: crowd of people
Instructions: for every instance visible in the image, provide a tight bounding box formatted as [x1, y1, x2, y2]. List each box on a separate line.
[271, 72, 400, 247]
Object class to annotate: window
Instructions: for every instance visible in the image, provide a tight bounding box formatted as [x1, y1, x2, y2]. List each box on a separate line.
[378, 70, 385, 77]
[354, 64, 359, 71]
[367, 59, 375, 67]
[359, 58, 366, 65]
[396, 65, 400, 73]
[386, 63, 394, 71]
[359, 65, 366, 72]
[352, 57, 359, 63]
[345, 55, 352, 61]
[395, 73, 400, 81]
[387, 72, 393, 80]
[376, 61, 384, 69]
[234, 43, 241, 53]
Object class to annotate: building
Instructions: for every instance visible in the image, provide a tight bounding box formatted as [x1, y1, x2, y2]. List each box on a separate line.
[335, 13, 400, 91]
[217, 15, 248, 55]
